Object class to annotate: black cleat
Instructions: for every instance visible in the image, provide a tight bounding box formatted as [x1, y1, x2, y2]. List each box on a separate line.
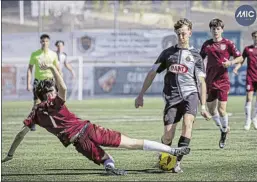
[219, 131, 227, 149]
[31, 124, 36, 131]
[173, 147, 191, 156]
[105, 165, 127, 176]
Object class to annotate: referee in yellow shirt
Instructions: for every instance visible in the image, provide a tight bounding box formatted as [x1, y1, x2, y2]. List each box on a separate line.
[27, 34, 61, 131]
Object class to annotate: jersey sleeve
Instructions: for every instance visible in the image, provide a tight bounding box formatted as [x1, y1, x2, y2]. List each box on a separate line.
[29, 52, 35, 65]
[200, 42, 207, 59]
[23, 108, 36, 128]
[195, 54, 206, 78]
[63, 52, 68, 63]
[228, 40, 241, 58]
[152, 50, 167, 73]
[242, 47, 248, 59]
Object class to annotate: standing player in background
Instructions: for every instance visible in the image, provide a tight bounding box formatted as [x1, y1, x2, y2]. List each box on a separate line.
[2, 62, 190, 176]
[27, 34, 61, 131]
[55, 40, 75, 79]
[200, 19, 243, 148]
[135, 18, 211, 173]
[233, 31, 257, 130]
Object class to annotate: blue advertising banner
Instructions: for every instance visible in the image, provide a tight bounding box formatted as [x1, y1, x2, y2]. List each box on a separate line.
[190, 31, 241, 50]
[94, 65, 247, 96]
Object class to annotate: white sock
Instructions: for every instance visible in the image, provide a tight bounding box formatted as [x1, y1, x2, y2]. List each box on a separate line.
[212, 113, 222, 129]
[245, 102, 252, 122]
[143, 140, 176, 155]
[253, 102, 257, 119]
[220, 114, 229, 132]
[104, 158, 115, 168]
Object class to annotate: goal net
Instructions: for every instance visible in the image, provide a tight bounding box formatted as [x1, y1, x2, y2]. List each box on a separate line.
[2, 56, 91, 101]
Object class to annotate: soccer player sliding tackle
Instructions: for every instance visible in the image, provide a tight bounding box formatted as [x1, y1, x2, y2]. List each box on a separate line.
[2, 62, 190, 175]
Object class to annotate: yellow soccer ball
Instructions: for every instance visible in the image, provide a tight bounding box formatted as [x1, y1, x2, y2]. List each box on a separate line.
[159, 152, 177, 171]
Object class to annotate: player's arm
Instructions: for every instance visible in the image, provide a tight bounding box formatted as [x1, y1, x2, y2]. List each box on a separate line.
[53, 53, 63, 77]
[195, 55, 211, 120]
[1, 126, 30, 163]
[64, 59, 75, 78]
[198, 77, 211, 120]
[135, 70, 157, 108]
[222, 41, 244, 68]
[233, 47, 247, 75]
[1, 107, 37, 163]
[27, 53, 35, 92]
[135, 50, 166, 108]
[40, 63, 67, 101]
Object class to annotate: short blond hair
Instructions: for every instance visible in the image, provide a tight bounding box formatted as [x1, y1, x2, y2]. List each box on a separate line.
[174, 18, 192, 31]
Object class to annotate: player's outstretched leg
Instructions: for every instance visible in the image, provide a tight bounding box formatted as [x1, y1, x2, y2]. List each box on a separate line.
[118, 134, 190, 156]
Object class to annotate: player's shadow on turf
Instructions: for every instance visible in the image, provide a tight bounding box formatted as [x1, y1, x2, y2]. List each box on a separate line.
[45, 168, 166, 174]
[1, 172, 104, 176]
[194, 128, 222, 131]
[193, 148, 221, 151]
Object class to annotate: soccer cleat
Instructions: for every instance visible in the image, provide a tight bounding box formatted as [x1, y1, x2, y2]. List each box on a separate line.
[31, 124, 36, 131]
[173, 147, 191, 156]
[219, 131, 228, 149]
[105, 164, 127, 176]
[172, 162, 183, 173]
[244, 123, 251, 130]
[244, 120, 251, 130]
[252, 118, 257, 130]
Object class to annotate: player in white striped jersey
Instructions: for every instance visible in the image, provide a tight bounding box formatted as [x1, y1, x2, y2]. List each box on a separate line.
[55, 40, 75, 79]
[135, 18, 211, 173]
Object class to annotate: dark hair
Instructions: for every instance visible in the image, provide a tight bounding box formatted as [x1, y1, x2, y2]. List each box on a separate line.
[252, 31, 257, 37]
[35, 79, 55, 101]
[40, 34, 50, 40]
[209, 18, 224, 29]
[174, 18, 192, 31]
[55, 40, 65, 46]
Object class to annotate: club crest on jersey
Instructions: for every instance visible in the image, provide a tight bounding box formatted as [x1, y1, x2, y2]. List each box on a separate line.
[169, 64, 188, 73]
[220, 44, 226, 50]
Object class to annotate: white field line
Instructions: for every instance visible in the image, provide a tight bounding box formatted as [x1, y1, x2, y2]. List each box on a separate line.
[3, 115, 245, 124]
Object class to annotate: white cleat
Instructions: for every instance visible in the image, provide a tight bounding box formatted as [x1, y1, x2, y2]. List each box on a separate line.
[244, 120, 251, 130]
[244, 124, 251, 130]
[173, 162, 183, 173]
[252, 118, 257, 130]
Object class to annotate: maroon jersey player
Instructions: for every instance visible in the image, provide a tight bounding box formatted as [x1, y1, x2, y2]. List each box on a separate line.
[233, 31, 257, 130]
[2, 62, 190, 175]
[200, 18, 243, 148]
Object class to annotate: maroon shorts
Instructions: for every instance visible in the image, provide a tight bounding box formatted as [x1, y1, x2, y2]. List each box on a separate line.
[246, 80, 257, 92]
[74, 123, 121, 165]
[207, 88, 229, 102]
